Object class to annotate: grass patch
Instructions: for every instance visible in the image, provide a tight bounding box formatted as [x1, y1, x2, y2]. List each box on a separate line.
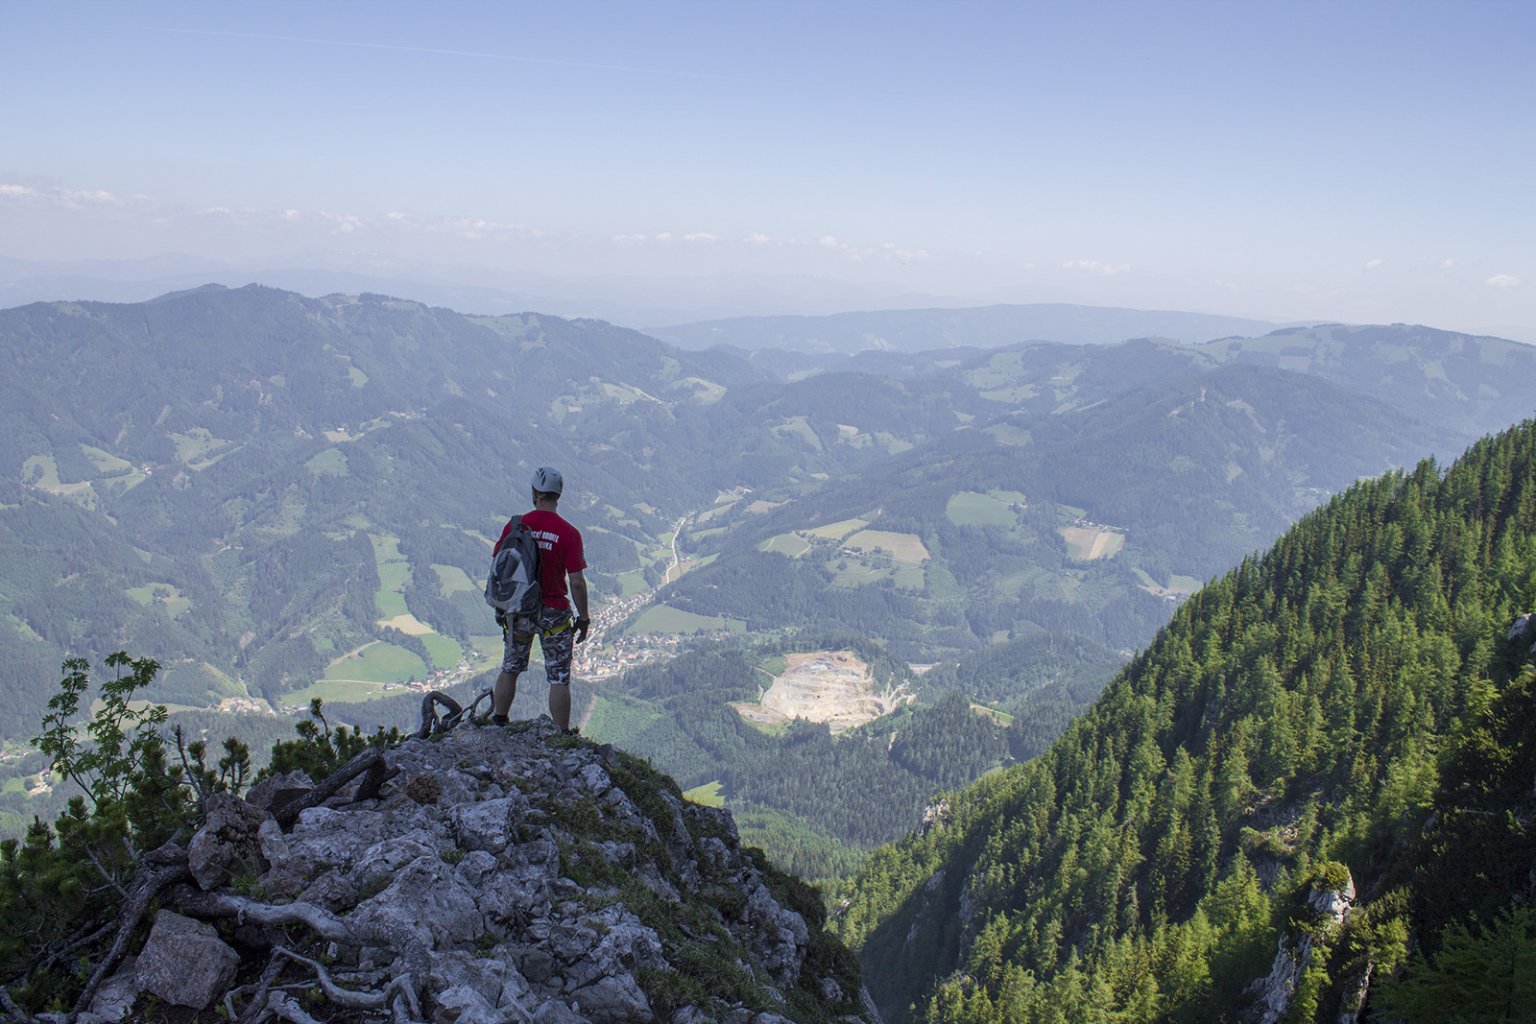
[758, 655, 787, 676]
[772, 415, 822, 450]
[682, 781, 726, 807]
[1060, 525, 1126, 561]
[304, 449, 349, 476]
[125, 583, 191, 618]
[627, 606, 746, 636]
[844, 529, 929, 563]
[170, 428, 237, 469]
[420, 631, 463, 669]
[616, 570, 650, 597]
[760, 533, 813, 557]
[946, 491, 1015, 527]
[370, 533, 410, 619]
[971, 702, 1015, 726]
[323, 641, 427, 683]
[805, 517, 868, 541]
[826, 556, 895, 588]
[79, 445, 133, 476]
[432, 563, 478, 597]
[22, 454, 96, 506]
[467, 634, 504, 670]
[22, 454, 62, 488]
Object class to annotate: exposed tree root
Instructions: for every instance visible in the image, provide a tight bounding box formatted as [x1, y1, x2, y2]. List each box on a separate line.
[177, 890, 353, 942]
[0, 987, 40, 1024]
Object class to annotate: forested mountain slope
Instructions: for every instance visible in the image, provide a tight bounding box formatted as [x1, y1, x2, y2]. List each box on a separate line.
[835, 421, 1536, 1023]
[0, 285, 766, 725]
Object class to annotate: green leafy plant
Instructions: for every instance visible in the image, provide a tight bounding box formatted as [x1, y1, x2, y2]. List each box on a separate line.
[34, 653, 170, 808]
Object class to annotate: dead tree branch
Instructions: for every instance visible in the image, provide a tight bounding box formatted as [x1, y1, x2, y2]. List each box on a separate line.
[272, 749, 385, 828]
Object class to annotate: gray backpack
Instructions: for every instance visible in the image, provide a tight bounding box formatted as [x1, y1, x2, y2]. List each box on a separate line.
[485, 517, 543, 616]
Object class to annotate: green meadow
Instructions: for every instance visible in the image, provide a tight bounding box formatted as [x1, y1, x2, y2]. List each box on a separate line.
[626, 606, 746, 635]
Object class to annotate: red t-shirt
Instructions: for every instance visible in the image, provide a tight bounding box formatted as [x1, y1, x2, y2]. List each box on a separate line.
[495, 509, 586, 610]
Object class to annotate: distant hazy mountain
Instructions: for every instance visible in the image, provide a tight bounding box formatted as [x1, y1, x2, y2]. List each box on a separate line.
[647, 304, 1296, 353]
[1204, 322, 1536, 440]
[0, 256, 951, 328]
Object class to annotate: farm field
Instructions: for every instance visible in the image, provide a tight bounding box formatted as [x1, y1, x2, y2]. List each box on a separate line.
[805, 517, 868, 541]
[843, 529, 929, 563]
[126, 583, 192, 618]
[946, 491, 1020, 527]
[322, 640, 427, 684]
[626, 606, 746, 636]
[432, 563, 478, 596]
[760, 533, 813, 557]
[370, 533, 411, 619]
[1060, 524, 1126, 561]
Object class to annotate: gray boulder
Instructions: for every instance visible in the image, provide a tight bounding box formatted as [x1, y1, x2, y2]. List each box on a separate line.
[134, 911, 238, 1009]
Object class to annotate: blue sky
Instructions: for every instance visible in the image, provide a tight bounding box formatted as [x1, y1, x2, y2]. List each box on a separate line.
[3, 0, 1533, 335]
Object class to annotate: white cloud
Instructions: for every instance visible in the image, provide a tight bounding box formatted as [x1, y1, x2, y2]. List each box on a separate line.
[319, 212, 362, 234]
[745, 233, 771, 245]
[0, 183, 123, 207]
[818, 235, 843, 250]
[683, 232, 717, 243]
[1486, 274, 1522, 288]
[1439, 258, 1456, 269]
[611, 233, 648, 245]
[1062, 259, 1130, 276]
[1364, 258, 1384, 270]
[655, 232, 674, 242]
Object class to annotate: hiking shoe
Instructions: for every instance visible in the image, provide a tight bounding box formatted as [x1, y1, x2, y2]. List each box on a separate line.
[492, 714, 509, 728]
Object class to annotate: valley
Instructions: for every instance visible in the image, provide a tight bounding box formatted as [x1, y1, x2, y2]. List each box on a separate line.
[2, 287, 1534, 881]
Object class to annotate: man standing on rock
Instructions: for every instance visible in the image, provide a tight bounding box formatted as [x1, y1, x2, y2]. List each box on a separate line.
[492, 466, 590, 732]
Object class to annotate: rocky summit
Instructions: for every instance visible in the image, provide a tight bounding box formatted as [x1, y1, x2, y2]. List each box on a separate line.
[79, 719, 879, 1024]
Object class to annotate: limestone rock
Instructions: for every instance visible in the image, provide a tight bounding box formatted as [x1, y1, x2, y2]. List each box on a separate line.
[187, 792, 271, 890]
[245, 768, 314, 811]
[1246, 868, 1355, 1024]
[85, 957, 137, 1021]
[109, 716, 875, 1023]
[134, 911, 239, 1009]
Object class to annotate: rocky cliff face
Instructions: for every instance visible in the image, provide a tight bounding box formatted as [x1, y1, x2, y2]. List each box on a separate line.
[78, 719, 879, 1024]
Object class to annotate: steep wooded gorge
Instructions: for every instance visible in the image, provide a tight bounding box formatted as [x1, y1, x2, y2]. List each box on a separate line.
[835, 421, 1536, 1023]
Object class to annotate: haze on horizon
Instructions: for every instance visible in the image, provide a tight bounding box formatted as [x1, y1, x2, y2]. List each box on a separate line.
[3, 0, 1533, 340]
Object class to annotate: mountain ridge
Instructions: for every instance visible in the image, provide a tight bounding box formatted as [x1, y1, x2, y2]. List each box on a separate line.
[647, 303, 1296, 354]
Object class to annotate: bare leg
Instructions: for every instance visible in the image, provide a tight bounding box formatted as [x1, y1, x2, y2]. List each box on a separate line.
[493, 670, 519, 718]
[549, 684, 571, 732]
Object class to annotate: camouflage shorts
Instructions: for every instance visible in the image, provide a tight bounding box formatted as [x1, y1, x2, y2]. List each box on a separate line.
[501, 605, 575, 684]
